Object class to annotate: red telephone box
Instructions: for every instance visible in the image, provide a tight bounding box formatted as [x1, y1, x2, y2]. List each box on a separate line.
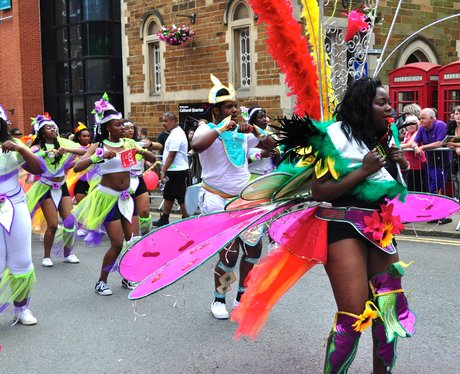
[438, 60, 460, 123]
[389, 62, 440, 115]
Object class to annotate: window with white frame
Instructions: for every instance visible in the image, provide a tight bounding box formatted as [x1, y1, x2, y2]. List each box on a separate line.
[230, 2, 252, 88]
[146, 20, 162, 95]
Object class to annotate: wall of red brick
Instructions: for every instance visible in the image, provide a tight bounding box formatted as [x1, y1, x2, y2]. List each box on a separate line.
[0, 0, 43, 135]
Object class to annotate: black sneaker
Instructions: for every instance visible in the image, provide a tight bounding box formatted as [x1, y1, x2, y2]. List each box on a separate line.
[95, 280, 112, 296]
[121, 278, 138, 290]
[152, 215, 169, 227]
[438, 218, 452, 225]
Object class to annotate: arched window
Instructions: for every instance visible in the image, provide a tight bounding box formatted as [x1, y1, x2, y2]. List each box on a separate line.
[398, 39, 438, 67]
[142, 15, 164, 95]
[226, 1, 254, 89]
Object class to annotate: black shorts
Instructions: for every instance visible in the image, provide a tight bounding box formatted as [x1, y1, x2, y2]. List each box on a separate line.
[42, 183, 70, 200]
[327, 221, 365, 245]
[163, 170, 188, 204]
[327, 221, 397, 248]
[134, 176, 148, 197]
[74, 180, 90, 195]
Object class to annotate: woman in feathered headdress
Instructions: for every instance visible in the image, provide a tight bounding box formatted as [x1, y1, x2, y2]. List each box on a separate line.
[0, 104, 44, 325]
[27, 113, 86, 267]
[68, 93, 157, 296]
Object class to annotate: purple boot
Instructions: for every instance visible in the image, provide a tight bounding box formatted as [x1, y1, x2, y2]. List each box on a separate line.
[324, 312, 361, 374]
[369, 261, 416, 343]
[373, 320, 397, 372]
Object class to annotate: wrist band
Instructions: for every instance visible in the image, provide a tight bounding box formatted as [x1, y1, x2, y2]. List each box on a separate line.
[90, 155, 103, 164]
[400, 164, 410, 173]
[250, 153, 261, 162]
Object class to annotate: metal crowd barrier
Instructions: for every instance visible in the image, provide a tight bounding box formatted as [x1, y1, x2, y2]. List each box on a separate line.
[403, 147, 459, 200]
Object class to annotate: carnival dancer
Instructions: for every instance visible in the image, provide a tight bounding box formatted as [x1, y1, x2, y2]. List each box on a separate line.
[71, 94, 153, 295]
[244, 106, 280, 178]
[27, 114, 85, 267]
[66, 122, 97, 238]
[0, 105, 44, 325]
[307, 78, 414, 373]
[191, 75, 276, 319]
[231, 79, 416, 374]
[123, 120, 162, 234]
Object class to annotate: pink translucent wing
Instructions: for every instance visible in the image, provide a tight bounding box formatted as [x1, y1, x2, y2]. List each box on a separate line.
[128, 204, 292, 300]
[269, 209, 311, 243]
[120, 205, 284, 283]
[389, 193, 460, 223]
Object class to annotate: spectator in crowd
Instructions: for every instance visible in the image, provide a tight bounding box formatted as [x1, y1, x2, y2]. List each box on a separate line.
[401, 115, 426, 191]
[152, 112, 190, 227]
[413, 107, 451, 224]
[139, 127, 149, 141]
[446, 106, 460, 200]
[247, 106, 280, 178]
[9, 127, 23, 139]
[186, 126, 202, 184]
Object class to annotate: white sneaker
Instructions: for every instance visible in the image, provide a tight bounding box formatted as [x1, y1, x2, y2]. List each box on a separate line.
[42, 258, 53, 267]
[63, 254, 80, 264]
[211, 301, 229, 319]
[15, 309, 38, 325]
[76, 229, 87, 237]
[232, 299, 240, 308]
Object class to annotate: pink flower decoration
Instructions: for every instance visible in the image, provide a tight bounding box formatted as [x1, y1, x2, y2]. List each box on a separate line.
[95, 147, 104, 157]
[52, 183, 60, 190]
[0, 193, 7, 204]
[121, 190, 130, 200]
[93, 98, 109, 114]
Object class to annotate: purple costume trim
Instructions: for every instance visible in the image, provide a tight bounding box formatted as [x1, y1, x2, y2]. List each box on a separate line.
[370, 270, 416, 339]
[373, 321, 397, 370]
[325, 313, 361, 374]
[315, 206, 397, 254]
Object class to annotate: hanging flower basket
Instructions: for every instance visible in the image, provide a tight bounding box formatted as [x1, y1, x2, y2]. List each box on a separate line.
[158, 24, 195, 46]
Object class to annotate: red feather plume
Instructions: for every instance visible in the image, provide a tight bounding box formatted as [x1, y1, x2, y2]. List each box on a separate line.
[248, 0, 321, 120]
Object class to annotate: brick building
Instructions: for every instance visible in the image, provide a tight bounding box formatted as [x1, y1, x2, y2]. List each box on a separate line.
[0, 0, 43, 134]
[122, 0, 460, 137]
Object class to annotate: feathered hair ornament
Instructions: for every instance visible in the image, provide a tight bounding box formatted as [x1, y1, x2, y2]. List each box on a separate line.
[31, 112, 57, 134]
[91, 92, 122, 125]
[74, 122, 87, 133]
[271, 115, 321, 166]
[248, 0, 321, 120]
[208, 74, 236, 104]
[91, 92, 122, 138]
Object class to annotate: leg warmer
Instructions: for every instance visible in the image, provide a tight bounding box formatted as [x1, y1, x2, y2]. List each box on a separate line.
[139, 215, 152, 235]
[369, 261, 416, 343]
[0, 268, 36, 314]
[324, 312, 362, 374]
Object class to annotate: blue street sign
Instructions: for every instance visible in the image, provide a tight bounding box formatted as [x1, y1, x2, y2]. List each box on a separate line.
[353, 61, 368, 80]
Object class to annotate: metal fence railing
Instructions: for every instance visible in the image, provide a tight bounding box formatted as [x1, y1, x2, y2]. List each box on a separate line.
[403, 147, 459, 200]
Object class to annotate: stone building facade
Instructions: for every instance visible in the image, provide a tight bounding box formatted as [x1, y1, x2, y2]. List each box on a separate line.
[122, 0, 460, 136]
